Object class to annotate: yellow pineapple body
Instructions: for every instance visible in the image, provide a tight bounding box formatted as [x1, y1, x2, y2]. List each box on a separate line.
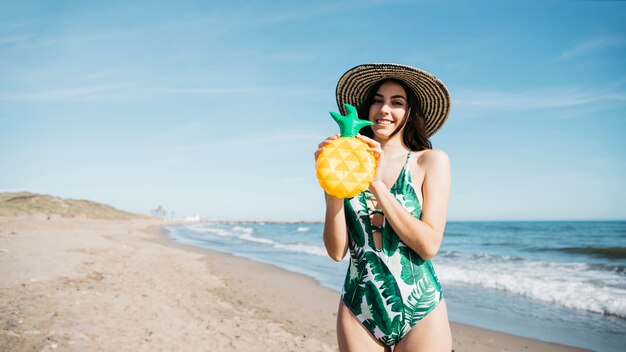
[316, 137, 376, 198]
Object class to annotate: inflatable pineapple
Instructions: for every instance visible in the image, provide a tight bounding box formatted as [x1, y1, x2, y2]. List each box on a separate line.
[316, 104, 377, 198]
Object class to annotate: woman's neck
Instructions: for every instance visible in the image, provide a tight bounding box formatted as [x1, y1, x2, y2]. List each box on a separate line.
[376, 136, 409, 156]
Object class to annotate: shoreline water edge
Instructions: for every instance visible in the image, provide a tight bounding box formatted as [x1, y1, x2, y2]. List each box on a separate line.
[1, 216, 616, 351]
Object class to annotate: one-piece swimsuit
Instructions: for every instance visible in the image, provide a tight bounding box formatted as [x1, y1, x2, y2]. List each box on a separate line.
[341, 151, 443, 346]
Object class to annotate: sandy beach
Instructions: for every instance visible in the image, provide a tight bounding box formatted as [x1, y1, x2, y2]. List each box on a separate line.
[0, 217, 590, 351]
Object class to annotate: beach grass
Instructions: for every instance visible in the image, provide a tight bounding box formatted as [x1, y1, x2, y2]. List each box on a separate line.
[0, 192, 147, 220]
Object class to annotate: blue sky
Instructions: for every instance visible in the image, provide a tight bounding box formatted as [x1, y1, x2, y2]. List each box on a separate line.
[1, 0, 625, 221]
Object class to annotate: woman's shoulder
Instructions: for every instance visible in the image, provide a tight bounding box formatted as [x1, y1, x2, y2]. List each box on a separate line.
[415, 149, 449, 164]
[414, 149, 450, 172]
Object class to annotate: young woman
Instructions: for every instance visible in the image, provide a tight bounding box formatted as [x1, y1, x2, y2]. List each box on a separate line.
[315, 63, 453, 352]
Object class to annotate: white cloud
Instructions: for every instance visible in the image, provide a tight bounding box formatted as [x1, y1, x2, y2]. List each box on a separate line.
[267, 52, 315, 63]
[0, 82, 138, 102]
[0, 34, 34, 46]
[151, 87, 271, 95]
[559, 35, 624, 60]
[455, 86, 626, 111]
[0, 82, 327, 102]
[174, 132, 326, 152]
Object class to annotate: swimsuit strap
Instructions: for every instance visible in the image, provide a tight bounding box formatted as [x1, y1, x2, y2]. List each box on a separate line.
[404, 151, 412, 165]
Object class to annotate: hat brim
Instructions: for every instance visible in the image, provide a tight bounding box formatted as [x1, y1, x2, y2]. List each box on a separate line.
[335, 63, 451, 138]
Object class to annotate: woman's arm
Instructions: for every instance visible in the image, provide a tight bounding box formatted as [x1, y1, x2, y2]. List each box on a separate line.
[322, 193, 349, 261]
[370, 149, 451, 260]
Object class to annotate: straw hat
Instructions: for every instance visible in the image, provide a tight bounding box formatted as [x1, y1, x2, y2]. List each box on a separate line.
[335, 63, 451, 137]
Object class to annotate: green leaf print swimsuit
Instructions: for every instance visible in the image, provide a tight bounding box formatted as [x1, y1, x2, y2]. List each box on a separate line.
[341, 151, 443, 346]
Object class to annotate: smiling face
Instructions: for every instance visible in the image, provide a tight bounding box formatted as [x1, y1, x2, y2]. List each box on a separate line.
[368, 80, 409, 142]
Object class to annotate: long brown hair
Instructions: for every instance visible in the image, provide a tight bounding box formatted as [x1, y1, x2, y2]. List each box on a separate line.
[357, 78, 432, 151]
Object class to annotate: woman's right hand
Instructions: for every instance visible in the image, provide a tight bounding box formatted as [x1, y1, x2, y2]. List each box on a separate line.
[314, 134, 339, 161]
[355, 133, 386, 189]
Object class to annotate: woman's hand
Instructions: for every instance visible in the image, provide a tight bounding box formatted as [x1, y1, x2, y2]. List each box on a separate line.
[355, 134, 384, 184]
[314, 134, 340, 161]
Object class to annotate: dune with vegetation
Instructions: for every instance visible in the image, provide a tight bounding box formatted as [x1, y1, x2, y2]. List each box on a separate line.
[0, 192, 147, 220]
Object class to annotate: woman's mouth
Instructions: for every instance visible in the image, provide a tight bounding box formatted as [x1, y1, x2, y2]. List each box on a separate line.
[375, 119, 393, 126]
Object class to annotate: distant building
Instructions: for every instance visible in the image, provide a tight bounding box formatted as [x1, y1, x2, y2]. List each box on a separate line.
[184, 215, 201, 222]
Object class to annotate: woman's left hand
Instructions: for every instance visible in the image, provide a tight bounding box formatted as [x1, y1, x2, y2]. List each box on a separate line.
[355, 134, 384, 184]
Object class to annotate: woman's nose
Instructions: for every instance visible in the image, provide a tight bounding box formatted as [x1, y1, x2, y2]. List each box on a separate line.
[379, 102, 391, 114]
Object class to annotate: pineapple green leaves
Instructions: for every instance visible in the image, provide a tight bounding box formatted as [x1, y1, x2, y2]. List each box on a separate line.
[330, 104, 374, 138]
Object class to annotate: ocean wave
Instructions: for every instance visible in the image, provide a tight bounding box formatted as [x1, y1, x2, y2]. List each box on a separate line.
[439, 250, 527, 263]
[274, 242, 327, 256]
[436, 257, 626, 318]
[240, 233, 327, 257]
[232, 225, 254, 235]
[441, 231, 472, 238]
[297, 227, 309, 232]
[184, 224, 233, 237]
[183, 224, 207, 233]
[587, 262, 626, 275]
[239, 232, 274, 245]
[543, 246, 626, 260]
[185, 224, 327, 257]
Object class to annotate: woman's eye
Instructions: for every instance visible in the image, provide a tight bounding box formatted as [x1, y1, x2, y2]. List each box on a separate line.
[392, 100, 405, 106]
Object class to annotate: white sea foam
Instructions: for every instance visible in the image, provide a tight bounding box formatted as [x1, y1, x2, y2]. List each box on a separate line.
[435, 252, 626, 318]
[185, 224, 233, 237]
[297, 227, 309, 232]
[232, 225, 254, 235]
[239, 232, 274, 245]
[184, 224, 207, 233]
[274, 242, 327, 257]
[189, 224, 328, 257]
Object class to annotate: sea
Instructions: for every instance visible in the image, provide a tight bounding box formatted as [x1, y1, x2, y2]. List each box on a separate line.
[165, 221, 626, 352]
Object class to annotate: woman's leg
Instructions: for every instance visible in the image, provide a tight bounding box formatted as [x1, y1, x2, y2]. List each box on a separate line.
[336, 299, 387, 352]
[393, 299, 452, 352]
